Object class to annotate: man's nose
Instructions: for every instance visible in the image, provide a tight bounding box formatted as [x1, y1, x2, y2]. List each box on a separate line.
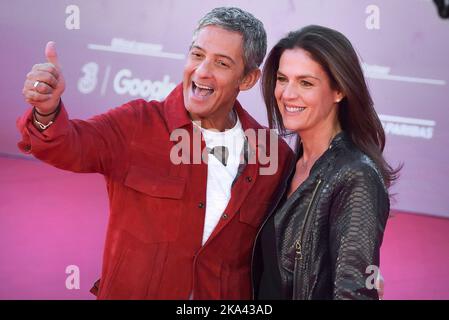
[195, 60, 213, 78]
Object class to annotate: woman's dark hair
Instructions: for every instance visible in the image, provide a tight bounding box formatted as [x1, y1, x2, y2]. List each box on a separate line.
[262, 25, 400, 187]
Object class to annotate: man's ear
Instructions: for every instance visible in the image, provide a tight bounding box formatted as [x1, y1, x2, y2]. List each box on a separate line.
[239, 68, 261, 91]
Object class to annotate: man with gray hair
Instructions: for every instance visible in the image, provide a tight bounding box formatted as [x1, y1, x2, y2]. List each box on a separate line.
[18, 7, 294, 299]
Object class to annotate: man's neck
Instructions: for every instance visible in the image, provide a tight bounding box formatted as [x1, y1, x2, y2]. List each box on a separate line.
[191, 109, 237, 132]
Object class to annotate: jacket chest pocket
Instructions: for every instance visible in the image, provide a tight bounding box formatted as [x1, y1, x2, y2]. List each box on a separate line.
[239, 195, 271, 229]
[123, 164, 186, 243]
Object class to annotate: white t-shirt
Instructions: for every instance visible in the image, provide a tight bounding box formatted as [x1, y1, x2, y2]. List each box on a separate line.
[194, 114, 245, 245]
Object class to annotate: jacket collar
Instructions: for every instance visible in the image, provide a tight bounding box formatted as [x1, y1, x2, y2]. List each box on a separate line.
[163, 83, 264, 133]
[328, 131, 348, 150]
[307, 131, 349, 178]
[163, 84, 192, 133]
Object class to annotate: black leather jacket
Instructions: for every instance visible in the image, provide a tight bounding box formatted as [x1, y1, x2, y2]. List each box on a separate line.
[252, 132, 390, 300]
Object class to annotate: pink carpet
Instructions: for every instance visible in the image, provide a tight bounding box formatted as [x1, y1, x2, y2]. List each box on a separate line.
[1, 156, 448, 299]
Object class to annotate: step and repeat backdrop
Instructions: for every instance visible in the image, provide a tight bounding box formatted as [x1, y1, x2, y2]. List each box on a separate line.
[1, 0, 448, 217]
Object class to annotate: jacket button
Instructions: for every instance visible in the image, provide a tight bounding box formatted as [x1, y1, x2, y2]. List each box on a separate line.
[222, 213, 228, 219]
[198, 202, 204, 209]
[245, 176, 252, 183]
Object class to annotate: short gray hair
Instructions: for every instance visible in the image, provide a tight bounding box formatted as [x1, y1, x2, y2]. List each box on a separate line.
[192, 7, 267, 75]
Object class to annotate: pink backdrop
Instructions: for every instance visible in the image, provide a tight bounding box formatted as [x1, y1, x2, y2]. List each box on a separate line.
[1, 0, 448, 299]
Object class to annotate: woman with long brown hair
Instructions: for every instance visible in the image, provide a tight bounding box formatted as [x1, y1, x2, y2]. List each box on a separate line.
[252, 25, 399, 299]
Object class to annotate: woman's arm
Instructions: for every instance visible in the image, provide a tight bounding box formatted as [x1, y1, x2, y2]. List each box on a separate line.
[329, 161, 390, 300]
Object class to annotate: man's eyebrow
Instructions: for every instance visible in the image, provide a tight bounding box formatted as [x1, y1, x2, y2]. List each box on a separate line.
[191, 45, 236, 65]
[216, 54, 236, 65]
[191, 45, 204, 52]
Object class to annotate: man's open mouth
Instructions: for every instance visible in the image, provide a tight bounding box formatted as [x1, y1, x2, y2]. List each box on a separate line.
[192, 81, 215, 97]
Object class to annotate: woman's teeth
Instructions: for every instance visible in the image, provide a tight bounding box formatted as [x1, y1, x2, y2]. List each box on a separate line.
[285, 106, 306, 113]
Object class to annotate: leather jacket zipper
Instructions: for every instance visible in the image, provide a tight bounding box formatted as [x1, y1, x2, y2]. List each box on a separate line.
[292, 178, 322, 299]
[250, 153, 297, 299]
[292, 240, 302, 299]
[250, 180, 290, 299]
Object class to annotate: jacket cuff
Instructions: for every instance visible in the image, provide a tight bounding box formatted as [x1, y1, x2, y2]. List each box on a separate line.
[16, 102, 70, 155]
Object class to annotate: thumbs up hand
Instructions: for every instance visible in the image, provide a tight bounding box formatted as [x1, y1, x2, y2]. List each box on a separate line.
[23, 41, 66, 114]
